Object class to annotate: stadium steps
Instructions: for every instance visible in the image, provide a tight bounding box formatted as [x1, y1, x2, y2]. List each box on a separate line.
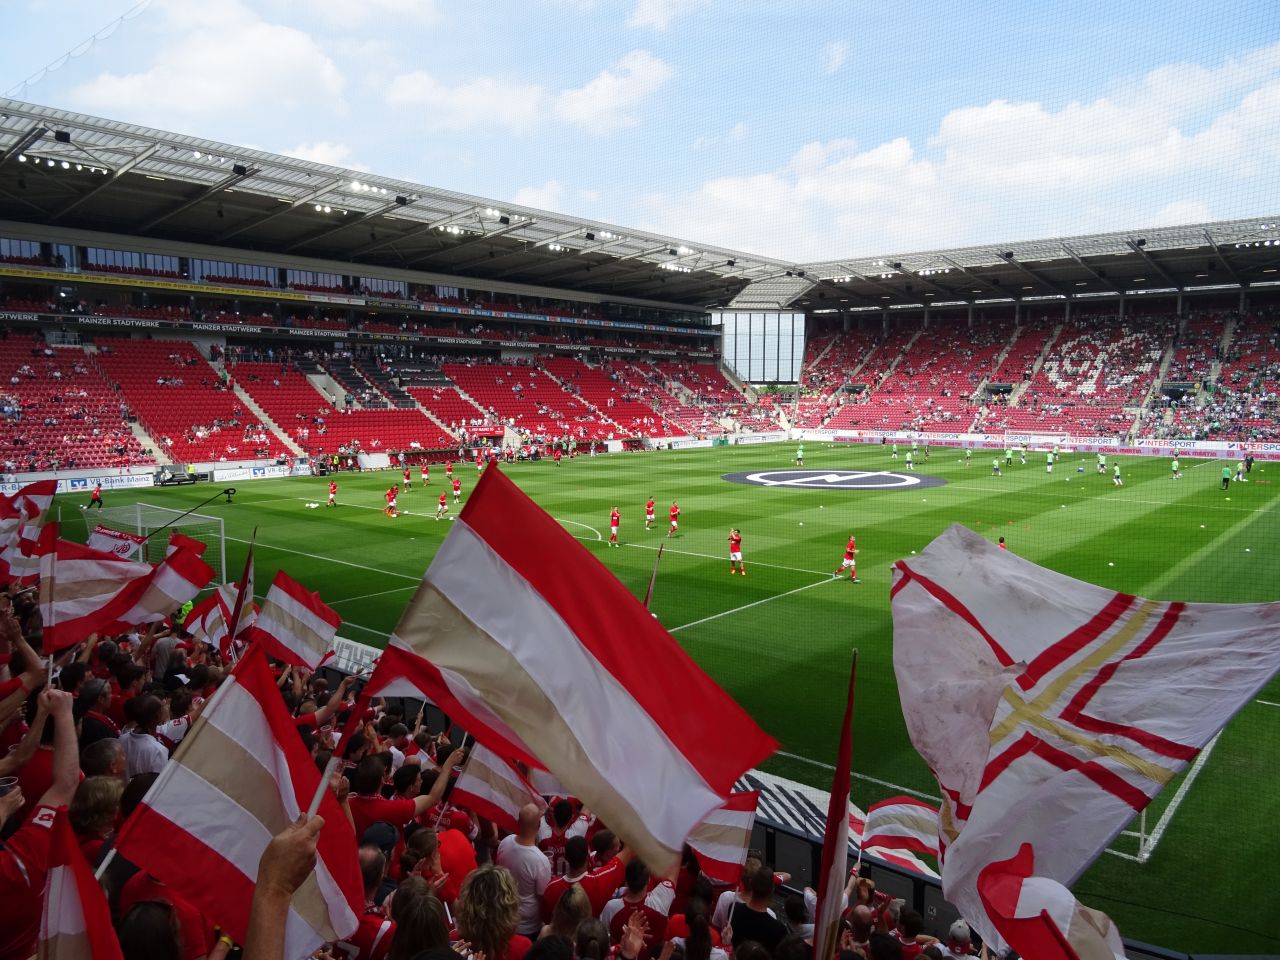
[129, 419, 170, 465]
[970, 324, 1023, 400]
[408, 398, 456, 440]
[871, 328, 923, 389]
[1008, 322, 1062, 406]
[538, 362, 624, 433]
[226, 379, 306, 457]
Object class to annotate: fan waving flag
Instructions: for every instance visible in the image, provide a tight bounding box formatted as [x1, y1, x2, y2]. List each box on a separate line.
[36, 528, 215, 653]
[977, 844, 1124, 960]
[86, 525, 146, 560]
[860, 796, 940, 859]
[113, 644, 362, 957]
[362, 465, 777, 872]
[245, 571, 341, 669]
[166, 532, 209, 557]
[892, 524, 1280, 950]
[451, 743, 546, 834]
[812, 655, 856, 960]
[687, 792, 759, 884]
[38, 808, 124, 960]
[0, 478, 57, 583]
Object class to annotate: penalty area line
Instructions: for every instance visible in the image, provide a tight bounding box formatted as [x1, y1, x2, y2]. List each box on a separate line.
[625, 541, 838, 578]
[329, 584, 420, 606]
[669, 577, 834, 634]
[559, 519, 603, 541]
[1139, 731, 1220, 863]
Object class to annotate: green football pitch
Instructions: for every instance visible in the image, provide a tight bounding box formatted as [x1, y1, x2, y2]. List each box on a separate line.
[59, 442, 1280, 953]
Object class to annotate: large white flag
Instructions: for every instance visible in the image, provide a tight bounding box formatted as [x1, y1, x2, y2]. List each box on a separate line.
[450, 744, 546, 834]
[892, 524, 1280, 949]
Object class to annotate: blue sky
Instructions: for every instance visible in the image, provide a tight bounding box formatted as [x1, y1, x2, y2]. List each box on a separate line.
[5, 0, 1280, 260]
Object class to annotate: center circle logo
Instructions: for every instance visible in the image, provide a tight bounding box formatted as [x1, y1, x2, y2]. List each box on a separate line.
[721, 469, 948, 490]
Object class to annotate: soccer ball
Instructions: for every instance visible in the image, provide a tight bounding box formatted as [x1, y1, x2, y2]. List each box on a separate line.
[306, 502, 319, 509]
[799, 522, 804, 526]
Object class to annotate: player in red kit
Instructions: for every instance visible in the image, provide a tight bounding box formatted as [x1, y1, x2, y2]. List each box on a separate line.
[403, 466, 412, 490]
[452, 477, 462, 503]
[609, 507, 620, 547]
[728, 528, 745, 575]
[667, 501, 680, 538]
[553, 446, 562, 466]
[445, 461, 453, 481]
[83, 483, 103, 511]
[834, 535, 859, 582]
[327, 480, 338, 507]
[421, 463, 429, 485]
[384, 485, 399, 518]
[645, 497, 655, 530]
[436, 492, 448, 520]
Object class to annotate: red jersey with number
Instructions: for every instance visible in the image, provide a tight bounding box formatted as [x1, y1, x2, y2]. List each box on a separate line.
[439, 494, 447, 507]
[404, 469, 410, 481]
[329, 482, 337, 495]
[646, 500, 655, 515]
[844, 537, 856, 560]
[91, 485, 101, 499]
[422, 466, 429, 478]
[670, 506, 680, 522]
[453, 479, 461, 493]
[729, 533, 742, 552]
[338, 910, 395, 960]
[386, 490, 396, 504]
[446, 463, 453, 476]
[610, 511, 620, 527]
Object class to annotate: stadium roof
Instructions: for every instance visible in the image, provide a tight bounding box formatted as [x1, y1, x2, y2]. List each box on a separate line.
[1, 98, 1277, 313]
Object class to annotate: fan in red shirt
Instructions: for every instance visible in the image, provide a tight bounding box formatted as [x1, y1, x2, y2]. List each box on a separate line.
[609, 507, 620, 547]
[436, 492, 449, 521]
[347, 750, 462, 878]
[540, 834, 628, 921]
[667, 501, 680, 538]
[452, 477, 463, 503]
[727, 528, 745, 576]
[327, 480, 338, 507]
[384, 485, 399, 518]
[537, 800, 591, 876]
[644, 497, 655, 529]
[602, 861, 675, 960]
[834, 534, 859, 583]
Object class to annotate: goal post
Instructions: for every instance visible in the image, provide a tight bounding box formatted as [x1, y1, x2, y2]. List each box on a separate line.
[92, 503, 228, 584]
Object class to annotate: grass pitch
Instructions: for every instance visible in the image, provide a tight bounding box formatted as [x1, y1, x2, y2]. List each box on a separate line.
[60, 443, 1280, 953]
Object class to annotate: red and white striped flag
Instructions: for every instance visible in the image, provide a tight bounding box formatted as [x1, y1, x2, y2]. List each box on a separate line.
[36, 528, 215, 653]
[860, 796, 940, 859]
[245, 571, 341, 669]
[686, 791, 759, 884]
[362, 465, 777, 872]
[861, 847, 939, 879]
[166, 532, 208, 557]
[892, 524, 1280, 950]
[113, 643, 362, 956]
[184, 593, 227, 649]
[813, 655, 856, 960]
[451, 743, 546, 833]
[977, 844, 1124, 960]
[86, 525, 146, 561]
[38, 808, 124, 960]
[0, 479, 57, 583]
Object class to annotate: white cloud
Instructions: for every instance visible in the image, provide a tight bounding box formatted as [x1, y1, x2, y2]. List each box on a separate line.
[284, 141, 368, 170]
[693, 120, 747, 150]
[554, 50, 675, 133]
[513, 180, 566, 211]
[68, 0, 344, 129]
[386, 72, 547, 133]
[644, 43, 1280, 258]
[626, 0, 705, 30]
[300, 0, 437, 26]
[823, 40, 849, 75]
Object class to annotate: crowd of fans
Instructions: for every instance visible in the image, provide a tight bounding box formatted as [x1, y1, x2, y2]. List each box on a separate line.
[0, 588, 979, 960]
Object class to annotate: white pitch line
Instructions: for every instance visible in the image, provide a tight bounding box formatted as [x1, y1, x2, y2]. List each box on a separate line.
[329, 584, 420, 606]
[224, 534, 422, 582]
[1138, 732, 1221, 863]
[772, 750, 941, 802]
[559, 519, 603, 541]
[1102, 848, 1143, 863]
[624, 541, 839, 578]
[669, 577, 834, 634]
[1256, 699, 1280, 708]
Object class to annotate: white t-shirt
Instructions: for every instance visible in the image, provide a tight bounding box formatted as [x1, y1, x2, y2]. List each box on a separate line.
[495, 835, 551, 935]
[712, 890, 776, 929]
[123, 729, 169, 778]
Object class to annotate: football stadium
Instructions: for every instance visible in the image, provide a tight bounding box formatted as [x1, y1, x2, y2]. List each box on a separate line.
[0, 4, 1278, 959]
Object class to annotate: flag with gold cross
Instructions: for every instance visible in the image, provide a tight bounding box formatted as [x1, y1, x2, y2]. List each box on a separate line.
[891, 524, 1280, 952]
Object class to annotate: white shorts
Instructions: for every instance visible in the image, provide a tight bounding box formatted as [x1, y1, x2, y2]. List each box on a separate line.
[729, 551, 742, 561]
[388, 499, 397, 509]
[646, 513, 655, 521]
[610, 526, 619, 535]
[841, 558, 856, 568]
[328, 494, 335, 501]
[670, 520, 678, 528]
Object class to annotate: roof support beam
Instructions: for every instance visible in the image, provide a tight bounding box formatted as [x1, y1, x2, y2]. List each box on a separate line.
[49, 143, 163, 222]
[997, 253, 1072, 299]
[136, 167, 258, 232]
[215, 180, 339, 242]
[1203, 230, 1245, 288]
[281, 199, 403, 253]
[1125, 240, 1183, 291]
[0, 124, 48, 170]
[939, 255, 1009, 299]
[1060, 243, 1122, 295]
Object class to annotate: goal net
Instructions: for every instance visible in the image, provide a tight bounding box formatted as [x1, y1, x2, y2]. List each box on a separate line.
[91, 503, 228, 584]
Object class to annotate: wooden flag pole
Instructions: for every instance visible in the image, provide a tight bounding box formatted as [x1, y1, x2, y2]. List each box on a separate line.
[642, 543, 664, 610]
